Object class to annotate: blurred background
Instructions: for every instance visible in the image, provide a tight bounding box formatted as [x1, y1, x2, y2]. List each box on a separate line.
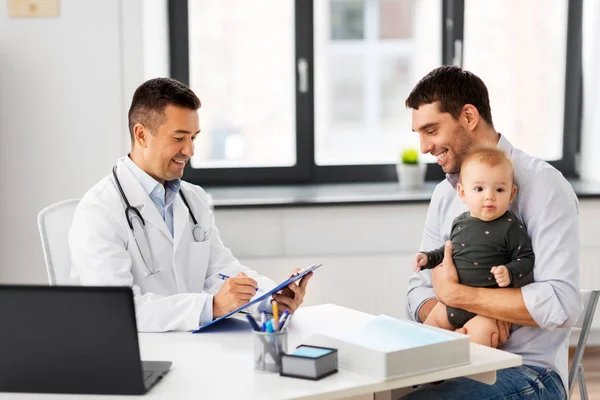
[1, 4, 599, 392]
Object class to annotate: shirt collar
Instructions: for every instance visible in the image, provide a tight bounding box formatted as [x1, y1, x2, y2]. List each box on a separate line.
[445, 134, 514, 189]
[123, 155, 181, 197]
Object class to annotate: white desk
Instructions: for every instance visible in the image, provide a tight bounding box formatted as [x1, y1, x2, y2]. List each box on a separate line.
[4, 304, 521, 400]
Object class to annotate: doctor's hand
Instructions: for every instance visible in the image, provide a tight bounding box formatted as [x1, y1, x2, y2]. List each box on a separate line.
[271, 268, 313, 314]
[213, 272, 258, 318]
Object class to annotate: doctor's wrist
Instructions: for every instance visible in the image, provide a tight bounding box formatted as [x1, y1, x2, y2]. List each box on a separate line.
[212, 296, 225, 319]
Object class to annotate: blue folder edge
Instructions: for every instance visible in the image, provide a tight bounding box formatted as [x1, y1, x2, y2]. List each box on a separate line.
[192, 264, 322, 333]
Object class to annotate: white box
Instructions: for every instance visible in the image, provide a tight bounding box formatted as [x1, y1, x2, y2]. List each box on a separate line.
[302, 315, 470, 380]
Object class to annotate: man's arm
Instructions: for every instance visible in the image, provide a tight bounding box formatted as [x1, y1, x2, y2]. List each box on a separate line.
[438, 168, 582, 329]
[448, 286, 535, 325]
[505, 221, 535, 288]
[406, 186, 446, 322]
[69, 199, 208, 332]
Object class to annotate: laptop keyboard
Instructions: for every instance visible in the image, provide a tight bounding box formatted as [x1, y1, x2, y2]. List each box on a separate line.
[143, 371, 158, 386]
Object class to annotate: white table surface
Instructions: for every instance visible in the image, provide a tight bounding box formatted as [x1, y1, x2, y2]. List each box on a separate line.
[3, 304, 521, 400]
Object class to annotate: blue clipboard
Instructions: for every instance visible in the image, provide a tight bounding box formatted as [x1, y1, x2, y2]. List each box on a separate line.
[192, 264, 322, 333]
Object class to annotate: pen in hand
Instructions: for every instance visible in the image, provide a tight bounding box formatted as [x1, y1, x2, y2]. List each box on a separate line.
[217, 273, 264, 292]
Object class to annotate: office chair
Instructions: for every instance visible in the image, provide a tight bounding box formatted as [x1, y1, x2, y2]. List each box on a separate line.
[568, 289, 600, 400]
[37, 199, 80, 285]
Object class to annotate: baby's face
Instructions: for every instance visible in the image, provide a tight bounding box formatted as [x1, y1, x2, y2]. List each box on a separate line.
[457, 161, 517, 221]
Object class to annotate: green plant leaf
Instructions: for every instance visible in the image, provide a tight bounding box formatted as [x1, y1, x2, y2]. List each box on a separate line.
[400, 148, 419, 164]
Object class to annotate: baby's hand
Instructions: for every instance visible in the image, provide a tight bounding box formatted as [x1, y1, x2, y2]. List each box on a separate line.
[490, 265, 511, 287]
[413, 253, 429, 272]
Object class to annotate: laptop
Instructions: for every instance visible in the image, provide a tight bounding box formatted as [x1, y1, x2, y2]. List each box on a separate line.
[0, 285, 171, 395]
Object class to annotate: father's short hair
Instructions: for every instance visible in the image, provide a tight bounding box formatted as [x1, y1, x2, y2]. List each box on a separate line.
[128, 78, 201, 142]
[459, 145, 514, 183]
[405, 66, 494, 127]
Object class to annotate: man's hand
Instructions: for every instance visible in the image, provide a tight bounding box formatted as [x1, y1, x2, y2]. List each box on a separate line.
[271, 268, 313, 314]
[432, 241, 460, 305]
[493, 320, 511, 347]
[413, 252, 429, 272]
[213, 272, 258, 318]
[490, 265, 511, 287]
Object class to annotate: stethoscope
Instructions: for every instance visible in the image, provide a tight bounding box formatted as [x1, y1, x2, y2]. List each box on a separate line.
[112, 165, 209, 276]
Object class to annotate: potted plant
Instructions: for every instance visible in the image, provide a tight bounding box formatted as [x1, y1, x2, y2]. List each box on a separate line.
[396, 148, 426, 189]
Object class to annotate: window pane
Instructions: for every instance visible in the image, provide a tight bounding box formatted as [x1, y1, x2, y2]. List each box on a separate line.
[331, 54, 365, 124]
[331, 0, 365, 40]
[315, 0, 442, 166]
[463, 0, 567, 161]
[380, 56, 411, 132]
[379, 0, 412, 39]
[187, 0, 296, 169]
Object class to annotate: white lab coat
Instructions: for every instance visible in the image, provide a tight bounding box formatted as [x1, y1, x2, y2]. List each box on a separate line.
[69, 157, 276, 332]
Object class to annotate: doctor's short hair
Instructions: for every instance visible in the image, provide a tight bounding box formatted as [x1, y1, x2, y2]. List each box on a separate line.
[128, 77, 201, 141]
[405, 65, 494, 128]
[459, 145, 514, 184]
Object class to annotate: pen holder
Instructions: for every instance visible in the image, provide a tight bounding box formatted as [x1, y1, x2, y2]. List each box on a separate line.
[253, 330, 288, 373]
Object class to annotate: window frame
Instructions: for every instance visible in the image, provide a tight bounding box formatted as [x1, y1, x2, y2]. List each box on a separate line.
[168, 0, 581, 186]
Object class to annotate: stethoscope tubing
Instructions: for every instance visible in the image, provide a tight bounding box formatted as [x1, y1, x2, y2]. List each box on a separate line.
[111, 164, 207, 275]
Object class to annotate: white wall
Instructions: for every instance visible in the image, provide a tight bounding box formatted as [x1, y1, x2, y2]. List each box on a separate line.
[0, 0, 125, 282]
[0, 0, 167, 283]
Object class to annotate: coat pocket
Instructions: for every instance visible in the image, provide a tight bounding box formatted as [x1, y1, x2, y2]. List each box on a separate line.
[187, 241, 211, 292]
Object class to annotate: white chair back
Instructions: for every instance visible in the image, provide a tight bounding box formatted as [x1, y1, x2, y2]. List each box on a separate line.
[574, 290, 599, 328]
[37, 199, 80, 285]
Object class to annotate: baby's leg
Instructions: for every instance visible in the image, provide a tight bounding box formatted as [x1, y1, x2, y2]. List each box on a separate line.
[462, 315, 502, 348]
[423, 303, 455, 330]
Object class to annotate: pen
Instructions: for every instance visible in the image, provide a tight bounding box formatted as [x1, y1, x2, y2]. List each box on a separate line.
[217, 273, 263, 292]
[260, 311, 267, 332]
[272, 302, 279, 331]
[265, 320, 274, 333]
[280, 313, 292, 331]
[278, 309, 290, 326]
[245, 314, 261, 331]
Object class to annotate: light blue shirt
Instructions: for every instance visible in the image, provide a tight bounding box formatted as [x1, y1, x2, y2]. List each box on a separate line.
[124, 156, 180, 236]
[406, 135, 582, 391]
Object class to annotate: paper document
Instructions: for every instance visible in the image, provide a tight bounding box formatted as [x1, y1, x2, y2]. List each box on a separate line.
[339, 315, 456, 352]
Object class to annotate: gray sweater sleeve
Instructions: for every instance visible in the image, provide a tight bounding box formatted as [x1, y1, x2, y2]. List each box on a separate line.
[505, 221, 535, 287]
[422, 246, 445, 269]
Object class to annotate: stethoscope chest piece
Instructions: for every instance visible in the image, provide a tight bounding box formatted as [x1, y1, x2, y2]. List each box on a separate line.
[192, 226, 208, 242]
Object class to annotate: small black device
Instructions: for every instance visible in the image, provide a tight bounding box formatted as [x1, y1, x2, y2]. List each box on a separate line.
[0, 285, 171, 395]
[280, 345, 338, 380]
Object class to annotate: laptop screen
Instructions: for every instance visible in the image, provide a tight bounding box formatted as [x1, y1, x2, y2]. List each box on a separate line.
[0, 285, 147, 395]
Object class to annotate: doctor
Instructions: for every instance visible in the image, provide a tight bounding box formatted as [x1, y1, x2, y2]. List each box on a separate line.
[69, 77, 312, 332]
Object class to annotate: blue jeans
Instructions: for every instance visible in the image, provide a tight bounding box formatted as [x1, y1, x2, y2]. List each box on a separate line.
[402, 365, 566, 399]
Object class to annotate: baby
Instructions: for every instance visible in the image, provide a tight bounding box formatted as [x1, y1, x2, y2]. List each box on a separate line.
[414, 146, 534, 347]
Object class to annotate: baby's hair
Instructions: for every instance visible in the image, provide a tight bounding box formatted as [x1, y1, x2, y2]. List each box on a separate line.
[459, 144, 514, 184]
